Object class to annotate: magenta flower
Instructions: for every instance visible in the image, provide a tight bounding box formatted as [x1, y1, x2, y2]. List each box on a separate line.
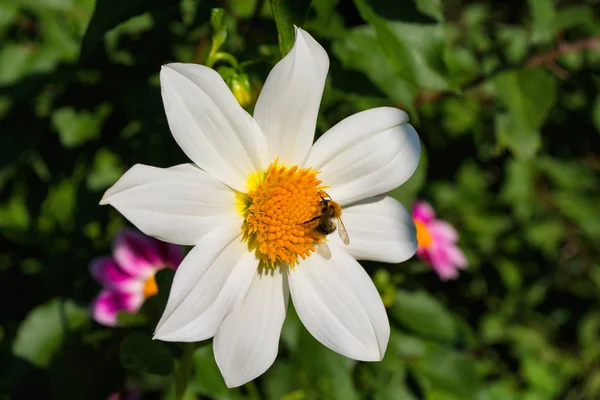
[411, 201, 467, 280]
[107, 389, 141, 400]
[90, 229, 183, 326]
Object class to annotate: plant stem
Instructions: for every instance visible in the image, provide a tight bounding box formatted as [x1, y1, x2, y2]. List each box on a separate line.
[175, 342, 195, 400]
[526, 36, 600, 68]
[246, 380, 262, 400]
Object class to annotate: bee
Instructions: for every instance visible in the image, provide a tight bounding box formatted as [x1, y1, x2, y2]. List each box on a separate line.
[303, 190, 350, 246]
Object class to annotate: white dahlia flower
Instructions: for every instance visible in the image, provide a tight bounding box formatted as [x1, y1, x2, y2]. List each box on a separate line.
[101, 28, 420, 387]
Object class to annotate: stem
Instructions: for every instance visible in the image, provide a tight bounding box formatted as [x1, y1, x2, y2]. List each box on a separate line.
[206, 52, 239, 69]
[525, 36, 600, 68]
[245, 380, 262, 400]
[175, 342, 195, 400]
[250, 0, 266, 23]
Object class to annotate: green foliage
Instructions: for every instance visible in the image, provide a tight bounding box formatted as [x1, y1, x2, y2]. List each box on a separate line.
[51, 103, 112, 148]
[193, 345, 241, 399]
[392, 289, 456, 341]
[353, 0, 418, 114]
[81, 0, 176, 59]
[12, 298, 89, 368]
[120, 332, 174, 376]
[269, 0, 311, 57]
[493, 68, 557, 158]
[416, 0, 444, 22]
[2, 0, 600, 398]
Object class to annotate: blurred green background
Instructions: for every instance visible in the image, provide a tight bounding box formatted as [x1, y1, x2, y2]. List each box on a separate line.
[1, 0, 600, 399]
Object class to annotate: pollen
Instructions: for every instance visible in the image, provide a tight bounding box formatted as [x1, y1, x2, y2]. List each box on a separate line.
[143, 274, 158, 298]
[414, 220, 433, 249]
[240, 162, 325, 267]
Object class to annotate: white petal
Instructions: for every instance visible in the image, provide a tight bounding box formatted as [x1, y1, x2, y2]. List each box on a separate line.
[327, 196, 417, 263]
[154, 227, 258, 342]
[160, 63, 268, 191]
[253, 27, 329, 166]
[289, 246, 389, 361]
[214, 267, 289, 388]
[100, 164, 241, 245]
[305, 107, 420, 205]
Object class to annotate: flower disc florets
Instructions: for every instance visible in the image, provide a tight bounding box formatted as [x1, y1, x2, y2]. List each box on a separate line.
[240, 162, 325, 267]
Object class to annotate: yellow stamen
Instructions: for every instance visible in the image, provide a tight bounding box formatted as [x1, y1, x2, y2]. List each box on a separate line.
[414, 220, 433, 249]
[239, 162, 325, 267]
[143, 275, 158, 298]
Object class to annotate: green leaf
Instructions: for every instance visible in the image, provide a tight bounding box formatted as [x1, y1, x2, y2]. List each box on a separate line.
[269, 0, 312, 57]
[353, 0, 419, 112]
[0, 44, 38, 86]
[333, 21, 448, 112]
[209, 8, 228, 54]
[20, 0, 75, 12]
[500, 158, 536, 221]
[104, 13, 154, 66]
[493, 68, 557, 158]
[443, 46, 479, 87]
[522, 357, 560, 396]
[210, 8, 225, 32]
[0, 190, 30, 231]
[51, 104, 112, 148]
[13, 298, 89, 368]
[115, 310, 149, 327]
[493, 68, 557, 132]
[333, 27, 414, 104]
[554, 192, 600, 240]
[180, 0, 199, 26]
[275, 305, 359, 400]
[416, 0, 444, 22]
[0, 3, 18, 36]
[87, 148, 125, 191]
[193, 344, 241, 399]
[497, 25, 529, 64]
[527, 0, 556, 44]
[412, 350, 482, 399]
[306, 0, 346, 39]
[294, 325, 360, 400]
[441, 96, 480, 136]
[388, 332, 483, 399]
[389, 22, 451, 91]
[38, 179, 77, 232]
[263, 362, 299, 400]
[525, 220, 564, 256]
[120, 332, 174, 376]
[392, 290, 457, 341]
[554, 5, 596, 32]
[369, 349, 417, 400]
[81, 0, 176, 59]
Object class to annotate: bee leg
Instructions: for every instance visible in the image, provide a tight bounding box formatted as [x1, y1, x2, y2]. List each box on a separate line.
[317, 190, 332, 201]
[301, 215, 321, 225]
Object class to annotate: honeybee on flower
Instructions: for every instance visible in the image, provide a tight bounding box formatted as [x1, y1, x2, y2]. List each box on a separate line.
[301, 190, 349, 258]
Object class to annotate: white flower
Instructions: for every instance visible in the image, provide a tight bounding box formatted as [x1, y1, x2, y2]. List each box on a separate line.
[100, 28, 420, 388]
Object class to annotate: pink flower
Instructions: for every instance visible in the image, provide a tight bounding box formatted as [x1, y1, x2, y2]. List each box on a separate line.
[107, 389, 140, 400]
[411, 201, 467, 280]
[90, 229, 183, 326]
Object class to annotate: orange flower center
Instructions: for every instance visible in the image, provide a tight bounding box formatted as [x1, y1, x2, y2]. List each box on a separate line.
[240, 162, 325, 267]
[414, 220, 433, 249]
[143, 274, 158, 298]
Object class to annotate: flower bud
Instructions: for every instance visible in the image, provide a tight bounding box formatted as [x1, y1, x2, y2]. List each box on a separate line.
[230, 73, 254, 108]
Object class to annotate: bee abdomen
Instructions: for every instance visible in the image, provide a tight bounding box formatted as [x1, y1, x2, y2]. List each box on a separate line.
[316, 221, 336, 235]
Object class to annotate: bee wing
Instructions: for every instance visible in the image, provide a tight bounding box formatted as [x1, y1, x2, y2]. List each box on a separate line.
[316, 242, 332, 259]
[337, 217, 350, 245]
